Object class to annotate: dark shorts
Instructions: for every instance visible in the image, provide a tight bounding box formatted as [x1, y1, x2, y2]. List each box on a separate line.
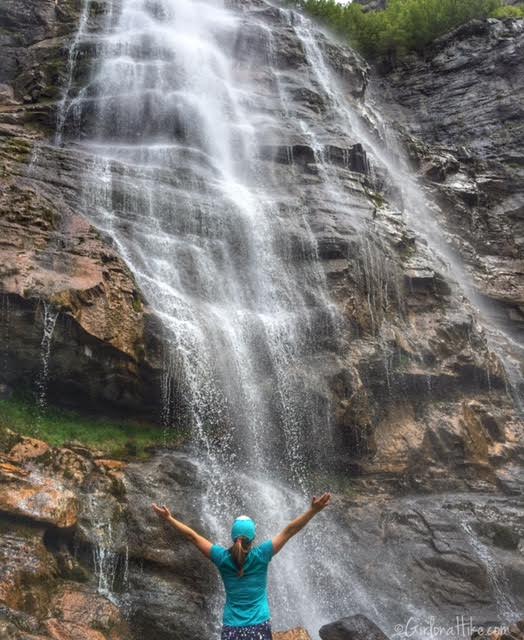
[221, 621, 272, 640]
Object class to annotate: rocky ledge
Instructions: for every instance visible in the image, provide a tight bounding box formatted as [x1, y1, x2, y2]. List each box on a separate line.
[0, 433, 216, 639]
[0, 437, 523, 639]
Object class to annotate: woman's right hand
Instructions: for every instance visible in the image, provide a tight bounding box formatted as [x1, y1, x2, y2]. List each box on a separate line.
[152, 503, 172, 520]
[311, 492, 331, 512]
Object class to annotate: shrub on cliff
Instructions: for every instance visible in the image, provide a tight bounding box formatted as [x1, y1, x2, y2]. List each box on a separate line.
[491, 4, 524, 17]
[292, 0, 519, 60]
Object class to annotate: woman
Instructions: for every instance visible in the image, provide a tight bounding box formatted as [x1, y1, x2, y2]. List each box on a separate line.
[152, 492, 331, 639]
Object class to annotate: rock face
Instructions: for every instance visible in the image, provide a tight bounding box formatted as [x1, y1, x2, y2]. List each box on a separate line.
[121, 453, 218, 640]
[0, 436, 130, 640]
[0, 0, 521, 491]
[0, 0, 165, 416]
[380, 18, 524, 340]
[0, 441, 523, 640]
[334, 488, 524, 630]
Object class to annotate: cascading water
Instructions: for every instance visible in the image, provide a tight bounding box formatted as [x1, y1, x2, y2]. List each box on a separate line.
[461, 521, 519, 622]
[0, 295, 10, 379]
[53, 0, 523, 635]
[288, 12, 524, 411]
[81, 493, 130, 605]
[57, 0, 361, 631]
[35, 301, 59, 412]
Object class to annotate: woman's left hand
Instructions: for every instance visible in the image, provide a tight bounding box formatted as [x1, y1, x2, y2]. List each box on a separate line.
[311, 492, 331, 512]
[152, 503, 172, 520]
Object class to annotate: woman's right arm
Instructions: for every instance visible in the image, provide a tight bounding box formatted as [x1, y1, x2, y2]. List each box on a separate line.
[272, 492, 331, 555]
[152, 503, 213, 558]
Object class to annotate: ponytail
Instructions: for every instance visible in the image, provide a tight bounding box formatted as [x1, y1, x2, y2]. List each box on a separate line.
[229, 536, 252, 577]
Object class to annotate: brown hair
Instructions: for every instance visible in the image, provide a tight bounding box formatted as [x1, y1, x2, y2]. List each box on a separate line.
[229, 536, 252, 577]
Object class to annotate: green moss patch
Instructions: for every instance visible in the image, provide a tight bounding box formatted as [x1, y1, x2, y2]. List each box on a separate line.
[0, 395, 186, 459]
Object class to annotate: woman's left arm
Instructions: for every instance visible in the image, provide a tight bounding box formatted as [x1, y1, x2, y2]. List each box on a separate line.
[152, 503, 213, 558]
[271, 492, 331, 555]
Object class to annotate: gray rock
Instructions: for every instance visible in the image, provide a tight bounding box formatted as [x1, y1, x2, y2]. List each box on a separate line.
[122, 452, 220, 639]
[380, 18, 524, 339]
[320, 615, 390, 640]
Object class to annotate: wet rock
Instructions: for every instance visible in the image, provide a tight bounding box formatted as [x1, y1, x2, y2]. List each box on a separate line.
[0, 520, 56, 615]
[0, 84, 16, 105]
[381, 18, 524, 337]
[0, 383, 14, 400]
[274, 629, 312, 639]
[260, 144, 316, 166]
[419, 149, 460, 182]
[334, 491, 524, 626]
[125, 566, 216, 640]
[0, 605, 43, 636]
[473, 619, 524, 640]
[324, 144, 370, 174]
[0, 444, 131, 639]
[0, 177, 164, 415]
[93, 459, 127, 482]
[0, 617, 48, 640]
[319, 615, 390, 640]
[0, 462, 78, 527]
[122, 452, 217, 639]
[46, 584, 129, 639]
[9, 438, 50, 463]
[44, 619, 106, 640]
[0, 1, 522, 636]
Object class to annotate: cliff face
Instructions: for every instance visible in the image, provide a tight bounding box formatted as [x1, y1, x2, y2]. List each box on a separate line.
[0, 1, 523, 639]
[380, 18, 524, 341]
[0, 0, 166, 416]
[1, 0, 520, 490]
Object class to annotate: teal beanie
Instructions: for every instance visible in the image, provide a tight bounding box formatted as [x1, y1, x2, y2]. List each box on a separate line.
[231, 515, 256, 542]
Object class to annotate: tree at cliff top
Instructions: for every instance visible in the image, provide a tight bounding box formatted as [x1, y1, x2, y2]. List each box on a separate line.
[291, 0, 517, 60]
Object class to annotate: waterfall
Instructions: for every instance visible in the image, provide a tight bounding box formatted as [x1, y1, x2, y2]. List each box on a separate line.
[57, 0, 359, 630]
[83, 493, 130, 605]
[54, 0, 522, 634]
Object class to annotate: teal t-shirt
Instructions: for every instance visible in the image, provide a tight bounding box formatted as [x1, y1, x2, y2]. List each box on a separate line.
[210, 540, 274, 627]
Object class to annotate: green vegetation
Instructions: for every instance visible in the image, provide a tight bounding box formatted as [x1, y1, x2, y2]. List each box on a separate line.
[290, 0, 523, 60]
[491, 4, 524, 17]
[0, 395, 185, 458]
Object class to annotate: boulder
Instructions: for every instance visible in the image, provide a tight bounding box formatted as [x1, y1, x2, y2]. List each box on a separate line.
[274, 629, 312, 639]
[319, 615, 390, 640]
[121, 452, 217, 640]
